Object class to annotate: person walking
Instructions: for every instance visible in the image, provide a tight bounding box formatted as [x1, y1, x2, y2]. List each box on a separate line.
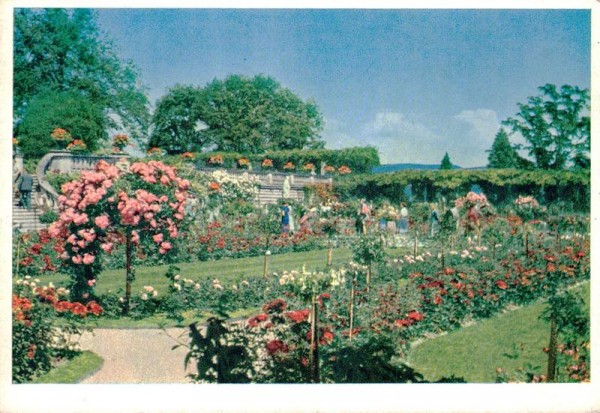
[280, 201, 291, 234]
[398, 202, 409, 234]
[16, 172, 33, 209]
[428, 203, 440, 238]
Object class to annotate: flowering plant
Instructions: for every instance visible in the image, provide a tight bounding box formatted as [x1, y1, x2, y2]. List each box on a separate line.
[208, 154, 224, 166]
[337, 165, 352, 175]
[303, 163, 316, 172]
[181, 152, 195, 160]
[146, 147, 163, 156]
[455, 191, 488, 209]
[48, 160, 190, 309]
[51, 128, 72, 142]
[66, 139, 87, 153]
[13, 137, 19, 146]
[283, 161, 295, 170]
[261, 159, 274, 169]
[12, 279, 102, 382]
[237, 157, 251, 169]
[323, 165, 335, 174]
[112, 133, 129, 150]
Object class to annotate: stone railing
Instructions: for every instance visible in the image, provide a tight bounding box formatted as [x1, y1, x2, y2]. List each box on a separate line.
[196, 167, 333, 187]
[36, 151, 129, 209]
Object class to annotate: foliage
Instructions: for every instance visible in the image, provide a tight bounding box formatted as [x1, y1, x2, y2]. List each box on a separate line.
[440, 152, 453, 170]
[336, 168, 590, 210]
[148, 84, 207, 154]
[487, 129, 522, 169]
[14, 9, 150, 148]
[502, 84, 590, 170]
[15, 90, 107, 158]
[45, 171, 81, 194]
[13, 229, 64, 278]
[38, 209, 59, 224]
[197, 74, 324, 153]
[12, 278, 102, 383]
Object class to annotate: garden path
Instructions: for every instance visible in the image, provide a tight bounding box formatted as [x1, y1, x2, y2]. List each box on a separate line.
[78, 328, 194, 383]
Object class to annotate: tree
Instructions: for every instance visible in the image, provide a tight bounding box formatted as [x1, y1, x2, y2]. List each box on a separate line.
[14, 9, 150, 149]
[148, 85, 207, 154]
[16, 89, 107, 158]
[487, 129, 520, 169]
[440, 152, 453, 170]
[197, 74, 324, 153]
[502, 84, 590, 170]
[48, 160, 190, 312]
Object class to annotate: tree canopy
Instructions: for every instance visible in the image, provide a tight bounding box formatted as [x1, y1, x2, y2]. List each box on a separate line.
[14, 8, 150, 152]
[149, 74, 324, 154]
[502, 84, 590, 170]
[16, 89, 107, 158]
[148, 85, 206, 154]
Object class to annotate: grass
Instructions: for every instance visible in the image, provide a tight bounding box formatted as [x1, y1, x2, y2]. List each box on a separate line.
[30, 351, 103, 384]
[90, 306, 260, 329]
[33, 247, 353, 294]
[406, 281, 590, 382]
[27, 248, 351, 328]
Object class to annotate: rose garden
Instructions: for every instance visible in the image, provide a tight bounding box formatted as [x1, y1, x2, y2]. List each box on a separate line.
[9, 9, 591, 389]
[11, 140, 590, 384]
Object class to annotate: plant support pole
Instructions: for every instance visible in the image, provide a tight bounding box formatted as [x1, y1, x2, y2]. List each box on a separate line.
[123, 230, 133, 315]
[349, 281, 355, 341]
[547, 316, 558, 382]
[309, 293, 320, 383]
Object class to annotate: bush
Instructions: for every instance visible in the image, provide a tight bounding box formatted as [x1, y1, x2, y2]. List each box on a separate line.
[12, 279, 102, 382]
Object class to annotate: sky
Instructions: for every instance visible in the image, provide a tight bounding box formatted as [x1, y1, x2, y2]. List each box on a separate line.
[94, 8, 591, 167]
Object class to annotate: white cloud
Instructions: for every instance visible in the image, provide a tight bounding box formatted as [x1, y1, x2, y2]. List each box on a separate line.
[322, 110, 504, 168]
[361, 112, 446, 165]
[453, 109, 500, 143]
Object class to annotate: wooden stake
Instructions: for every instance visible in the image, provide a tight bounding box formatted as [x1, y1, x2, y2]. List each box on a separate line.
[123, 230, 133, 315]
[309, 294, 320, 383]
[349, 282, 355, 341]
[547, 316, 558, 382]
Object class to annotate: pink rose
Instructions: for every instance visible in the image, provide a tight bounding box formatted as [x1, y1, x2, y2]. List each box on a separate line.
[153, 233, 163, 244]
[83, 253, 95, 265]
[72, 255, 83, 264]
[95, 215, 111, 230]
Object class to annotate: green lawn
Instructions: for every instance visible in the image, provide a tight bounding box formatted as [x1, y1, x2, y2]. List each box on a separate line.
[406, 282, 590, 382]
[33, 247, 353, 294]
[30, 351, 103, 384]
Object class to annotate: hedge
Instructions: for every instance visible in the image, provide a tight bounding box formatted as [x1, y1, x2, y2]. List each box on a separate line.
[184, 146, 380, 174]
[335, 169, 590, 210]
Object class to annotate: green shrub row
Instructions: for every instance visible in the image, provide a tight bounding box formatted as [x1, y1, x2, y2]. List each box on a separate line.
[335, 169, 590, 210]
[183, 146, 380, 174]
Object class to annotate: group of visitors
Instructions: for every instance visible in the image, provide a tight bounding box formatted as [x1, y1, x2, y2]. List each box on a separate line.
[355, 198, 484, 241]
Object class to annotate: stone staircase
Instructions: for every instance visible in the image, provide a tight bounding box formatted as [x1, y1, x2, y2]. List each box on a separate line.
[12, 174, 48, 233]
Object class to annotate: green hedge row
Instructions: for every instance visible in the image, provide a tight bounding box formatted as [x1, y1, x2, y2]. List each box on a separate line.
[336, 168, 590, 210]
[188, 146, 380, 174]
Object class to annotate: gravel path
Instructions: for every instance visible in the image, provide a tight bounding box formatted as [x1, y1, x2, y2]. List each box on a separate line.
[78, 328, 195, 383]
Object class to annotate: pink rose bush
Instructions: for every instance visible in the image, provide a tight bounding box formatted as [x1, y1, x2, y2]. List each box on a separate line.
[48, 160, 190, 305]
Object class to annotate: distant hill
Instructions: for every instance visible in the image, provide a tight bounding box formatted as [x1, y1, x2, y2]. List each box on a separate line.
[372, 163, 461, 173]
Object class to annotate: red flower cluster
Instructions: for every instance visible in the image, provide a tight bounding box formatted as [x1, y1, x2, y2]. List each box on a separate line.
[285, 309, 310, 323]
[263, 298, 287, 314]
[266, 339, 289, 356]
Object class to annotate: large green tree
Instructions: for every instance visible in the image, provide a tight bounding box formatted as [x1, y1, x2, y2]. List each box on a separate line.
[17, 89, 107, 158]
[148, 85, 207, 154]
[502, 84, 590, 170]
[196, 74, 324, 153]
[14, 9, 150, 150]
[486, 129, 521, 169]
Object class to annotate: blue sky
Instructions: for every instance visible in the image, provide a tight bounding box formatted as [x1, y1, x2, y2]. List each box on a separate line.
[96, 9, 590, 167]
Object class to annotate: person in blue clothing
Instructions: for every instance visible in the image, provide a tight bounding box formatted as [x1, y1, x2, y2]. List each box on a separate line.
[280, 201, 290, 233]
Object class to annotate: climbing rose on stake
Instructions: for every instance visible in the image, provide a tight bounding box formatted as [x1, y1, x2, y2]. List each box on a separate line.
[49, 160, 190, 311]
